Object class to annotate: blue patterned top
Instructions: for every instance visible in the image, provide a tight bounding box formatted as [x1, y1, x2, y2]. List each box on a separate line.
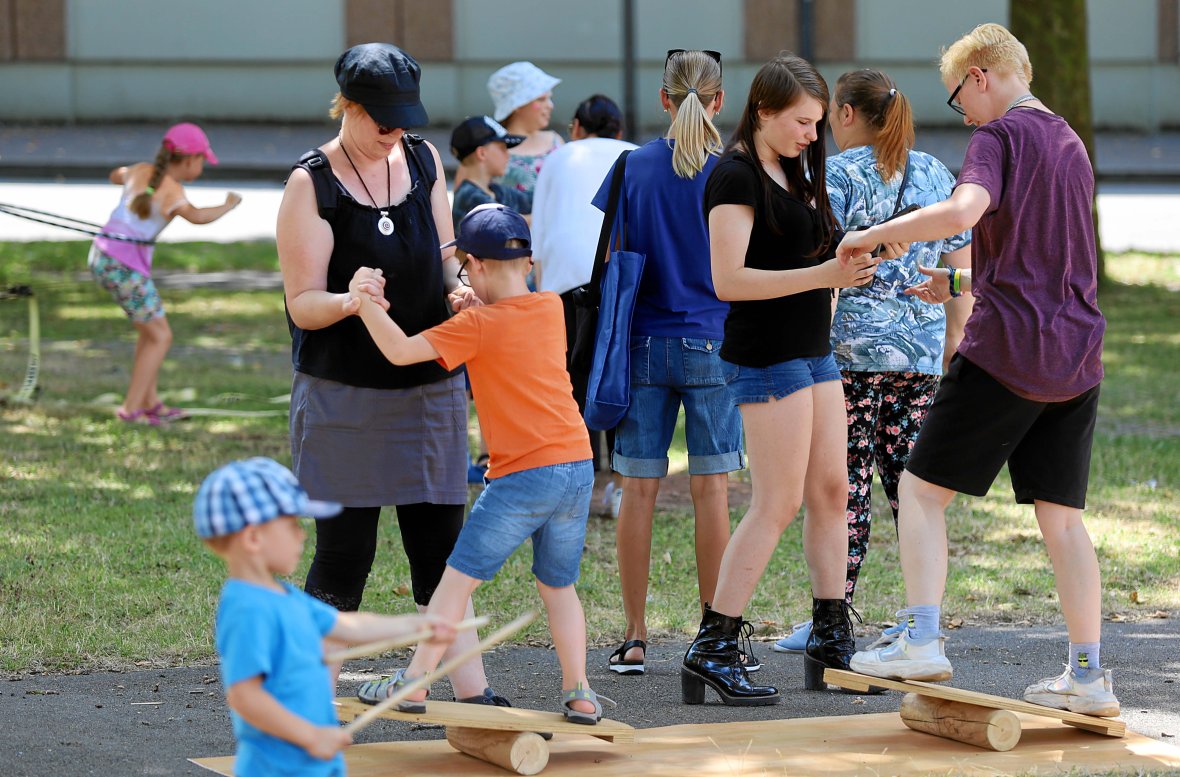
[826, 146, 971, 375]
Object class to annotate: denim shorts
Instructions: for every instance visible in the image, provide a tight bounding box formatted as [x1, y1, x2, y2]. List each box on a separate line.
[612, 336, 745, 478]
[727, 352, 842, 405]
[88, 245, 164, 323]
[447, 460, 593, 587]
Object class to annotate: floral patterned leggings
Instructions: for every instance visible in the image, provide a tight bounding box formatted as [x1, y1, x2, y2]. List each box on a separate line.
[844, 371, 940, 601]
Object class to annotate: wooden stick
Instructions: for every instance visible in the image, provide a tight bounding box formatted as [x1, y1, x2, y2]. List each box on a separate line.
[324, 615, 490, 663]
[344, 611, 538, 736]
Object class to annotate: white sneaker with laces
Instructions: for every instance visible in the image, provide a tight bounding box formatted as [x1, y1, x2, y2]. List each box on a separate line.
[849, 631, 953, 681]
[1023, 665, 1120, 717]
[864, 609, 909, 651]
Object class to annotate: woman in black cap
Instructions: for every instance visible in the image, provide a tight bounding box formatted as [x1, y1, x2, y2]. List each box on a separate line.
[276, 42, 506, 706]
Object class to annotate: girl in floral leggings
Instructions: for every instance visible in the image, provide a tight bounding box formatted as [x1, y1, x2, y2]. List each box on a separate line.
[775, 69, 971, 653]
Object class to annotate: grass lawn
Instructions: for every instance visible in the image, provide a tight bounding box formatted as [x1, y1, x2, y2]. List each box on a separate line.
[1, 242, 1177, 673]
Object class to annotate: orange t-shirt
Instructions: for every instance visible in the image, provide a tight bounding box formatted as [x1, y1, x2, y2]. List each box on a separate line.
[422, 292, 592, 479]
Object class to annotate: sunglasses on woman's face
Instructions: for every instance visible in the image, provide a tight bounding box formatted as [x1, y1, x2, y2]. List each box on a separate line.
[665, 48, 723, 75]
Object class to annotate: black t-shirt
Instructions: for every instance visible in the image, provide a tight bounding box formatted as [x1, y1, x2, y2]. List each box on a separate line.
[703, 151, 835, 367]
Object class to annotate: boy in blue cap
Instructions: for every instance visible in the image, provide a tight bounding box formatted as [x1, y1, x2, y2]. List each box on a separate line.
[195, 457, 456, 776]
[347, 206, 610, 724]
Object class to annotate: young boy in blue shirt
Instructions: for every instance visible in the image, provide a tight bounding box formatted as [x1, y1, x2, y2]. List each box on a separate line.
[195, 457, 455, 776]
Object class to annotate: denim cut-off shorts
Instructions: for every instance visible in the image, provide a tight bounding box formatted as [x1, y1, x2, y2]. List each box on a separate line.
[447, 460, 594, 588]
[612, 336, 745, 479]
[727, 353, 842, 406]
[89, 245, 164, 323]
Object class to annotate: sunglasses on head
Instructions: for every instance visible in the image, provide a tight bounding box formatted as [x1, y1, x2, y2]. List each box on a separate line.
[665, 48, 723, 75]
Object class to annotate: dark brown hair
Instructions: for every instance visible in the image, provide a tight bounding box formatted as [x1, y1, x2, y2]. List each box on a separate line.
[727, 53, 836, 255]
[834, 69, 915, 179]
[129, 144, 189, 219]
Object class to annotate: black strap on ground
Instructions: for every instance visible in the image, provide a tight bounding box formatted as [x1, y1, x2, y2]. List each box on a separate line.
[0, 202, 155, 244]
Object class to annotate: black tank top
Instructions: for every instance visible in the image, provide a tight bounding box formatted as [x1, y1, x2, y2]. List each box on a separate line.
[287, 135, 458, 389]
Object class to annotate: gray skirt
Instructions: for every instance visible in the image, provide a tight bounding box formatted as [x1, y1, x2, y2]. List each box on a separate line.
[290, 371, 468, 507]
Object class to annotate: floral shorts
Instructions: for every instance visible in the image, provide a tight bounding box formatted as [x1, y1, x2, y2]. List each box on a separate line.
[89, 245, 164, 323]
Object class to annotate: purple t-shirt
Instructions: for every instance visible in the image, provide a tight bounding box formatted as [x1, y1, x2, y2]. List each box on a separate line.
[955, 109, 1105, 402]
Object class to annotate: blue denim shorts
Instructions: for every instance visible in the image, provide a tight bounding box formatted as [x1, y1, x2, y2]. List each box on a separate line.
[727, 353, 842, 405]
[612, 336, 745, 478]
[447, 460, 593, 587]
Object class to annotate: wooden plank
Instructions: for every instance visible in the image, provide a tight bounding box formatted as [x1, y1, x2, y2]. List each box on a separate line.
[190, 710, 1180, 776]
[824, 668, 1125, 737]
[335, 698, 636, 743]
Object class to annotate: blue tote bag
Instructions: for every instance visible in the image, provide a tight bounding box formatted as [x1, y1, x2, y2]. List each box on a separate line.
[583, 163, 645, 432]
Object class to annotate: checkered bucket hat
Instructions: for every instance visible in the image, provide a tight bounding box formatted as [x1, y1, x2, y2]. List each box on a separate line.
[193, 457, 341, 539]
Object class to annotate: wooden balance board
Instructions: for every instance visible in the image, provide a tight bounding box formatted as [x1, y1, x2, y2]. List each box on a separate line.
[824, 668, 1125, 752]
[335, 697, 635, 775]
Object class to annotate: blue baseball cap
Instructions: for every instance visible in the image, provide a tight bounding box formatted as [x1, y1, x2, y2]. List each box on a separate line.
[441, 204, 532, 260]
[193, 457, 341, 539]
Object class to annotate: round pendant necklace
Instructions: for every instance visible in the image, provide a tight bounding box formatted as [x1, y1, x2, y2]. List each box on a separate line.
[1005, 93, 1038, 113]
[340, 139, 394, 236]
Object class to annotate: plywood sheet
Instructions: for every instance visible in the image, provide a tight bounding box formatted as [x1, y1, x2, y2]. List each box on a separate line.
[825, 668, 1125, 736]
[192, 711, 1180, 776]
[334, 698, 635, 742]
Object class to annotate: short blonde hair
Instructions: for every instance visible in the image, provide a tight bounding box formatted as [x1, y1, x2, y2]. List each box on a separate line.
[329, 92, 361, 120]
[939, 23, 1033, 85]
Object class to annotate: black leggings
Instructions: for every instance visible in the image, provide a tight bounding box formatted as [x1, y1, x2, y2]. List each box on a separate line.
[304, 502, 464, 610]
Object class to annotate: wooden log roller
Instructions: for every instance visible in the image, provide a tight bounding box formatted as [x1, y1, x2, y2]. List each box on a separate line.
[899, 692, 1022, 752]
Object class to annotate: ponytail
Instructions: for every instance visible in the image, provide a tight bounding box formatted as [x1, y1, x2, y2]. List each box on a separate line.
[664, 50, 723, 179]
[129, 144, 176, 219]
[834, 69, 914, 180]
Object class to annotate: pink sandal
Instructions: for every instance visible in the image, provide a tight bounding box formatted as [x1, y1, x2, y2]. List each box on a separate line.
[147, 403, 189, 421]
[116, 408, 163, 426]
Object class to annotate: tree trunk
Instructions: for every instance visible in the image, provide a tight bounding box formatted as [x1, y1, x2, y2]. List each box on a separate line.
[1009, 1, 1106, 285]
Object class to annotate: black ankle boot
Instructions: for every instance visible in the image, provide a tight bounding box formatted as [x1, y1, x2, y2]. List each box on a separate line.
[804, 597, 863, 692]
[681, 607, 780, 706]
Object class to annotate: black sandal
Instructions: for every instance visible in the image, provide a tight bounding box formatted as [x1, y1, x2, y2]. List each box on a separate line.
[607, 639, 646, 675]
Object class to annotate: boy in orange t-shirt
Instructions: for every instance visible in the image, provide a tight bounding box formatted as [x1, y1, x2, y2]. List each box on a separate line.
[347, 205, 608, 724]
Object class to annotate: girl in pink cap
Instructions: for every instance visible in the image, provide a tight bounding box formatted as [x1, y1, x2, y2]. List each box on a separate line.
[90, 122, 242, 425]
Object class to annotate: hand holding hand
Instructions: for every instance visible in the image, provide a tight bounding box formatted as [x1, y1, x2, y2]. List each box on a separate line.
[877, 241, 910, 260]
[225, 192, 243, 209]
[835, 228, 879, 264]
[824, 251, 879, 288]
[449, 286, 480, 312]
[903, 265, 952, 304]
[304, 725, 352, 760]
[344, 267, 388, 315]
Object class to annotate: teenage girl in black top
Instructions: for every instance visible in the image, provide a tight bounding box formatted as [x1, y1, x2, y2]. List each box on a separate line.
[681, 54, 881, 706]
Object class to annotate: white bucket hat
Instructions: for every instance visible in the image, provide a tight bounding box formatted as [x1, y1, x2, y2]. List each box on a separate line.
[487, 61, 561, 122]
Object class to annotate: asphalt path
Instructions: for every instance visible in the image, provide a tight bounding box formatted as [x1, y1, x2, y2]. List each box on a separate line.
[3, 622, 1177, 776]
[2, 179, 1180, 254]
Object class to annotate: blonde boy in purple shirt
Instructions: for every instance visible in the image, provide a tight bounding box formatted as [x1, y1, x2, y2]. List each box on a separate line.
[835, 23, 1118, 717]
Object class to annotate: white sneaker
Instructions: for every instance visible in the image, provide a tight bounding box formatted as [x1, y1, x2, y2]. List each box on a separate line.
[849, 631, 953, 681]
[1023, 665, 1120, 717]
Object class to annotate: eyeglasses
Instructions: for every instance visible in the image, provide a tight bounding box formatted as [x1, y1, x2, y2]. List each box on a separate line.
[457, 258, 470, 287]
[376, 122, 400, 136]
[665, 48, 723, 75]
[947, 68, 986, 116]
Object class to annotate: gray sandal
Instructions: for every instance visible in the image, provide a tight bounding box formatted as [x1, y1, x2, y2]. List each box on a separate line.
[357, 668, 427, 713]
[561, 684, 617, 725]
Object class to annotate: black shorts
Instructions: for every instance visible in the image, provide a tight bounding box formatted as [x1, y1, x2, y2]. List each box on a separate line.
[905, 354, 1099, 509]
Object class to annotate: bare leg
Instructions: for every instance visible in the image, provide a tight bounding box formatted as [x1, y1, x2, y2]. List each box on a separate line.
[422, 596, 491, 699]
[801, 381, 850, 599]
[896, 471, 955, 607]
[710, 389, 812, 615]
[615, 475, 659, 662]
[121, 316, 171, 413]
[690, 472, 731, 609]
[536, 581, 595, 714]
[1034, 500, 1102, 643]
[402, 569, 482, 703]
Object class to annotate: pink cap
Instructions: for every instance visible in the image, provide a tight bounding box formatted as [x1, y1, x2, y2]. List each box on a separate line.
[163, 122, 219, 165]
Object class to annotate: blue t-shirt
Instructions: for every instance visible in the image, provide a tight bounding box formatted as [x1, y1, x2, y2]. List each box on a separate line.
[592, 139, 728, 338]
[826, 147, 971, 375]
[216, 579, 342, 777]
